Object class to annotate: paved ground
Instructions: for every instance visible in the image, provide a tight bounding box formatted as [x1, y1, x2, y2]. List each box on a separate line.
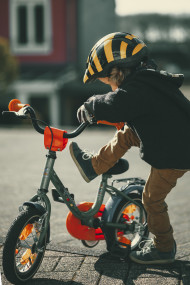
[1, 240, 190, 284]
[0, 126, 190, 284]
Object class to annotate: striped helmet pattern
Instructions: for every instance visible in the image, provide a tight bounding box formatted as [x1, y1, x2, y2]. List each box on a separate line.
[83, 32, 148, 84]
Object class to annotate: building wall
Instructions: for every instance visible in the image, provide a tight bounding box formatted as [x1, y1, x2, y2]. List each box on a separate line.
[0, 0, 9, 38]
[77, 0, 116, 71]
[0, 0, 77, 64]
[59, 0, 117, 125]
[0, 0, 116, 68]
[65, 0, 77, 62]
[13, 0, 69, 63]
[16, 0, 67, 63]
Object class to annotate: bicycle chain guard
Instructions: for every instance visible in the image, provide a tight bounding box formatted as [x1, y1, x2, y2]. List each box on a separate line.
[66, 202, 105, 241]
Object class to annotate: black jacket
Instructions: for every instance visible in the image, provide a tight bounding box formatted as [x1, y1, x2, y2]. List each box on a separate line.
[84, 69, 190, 169]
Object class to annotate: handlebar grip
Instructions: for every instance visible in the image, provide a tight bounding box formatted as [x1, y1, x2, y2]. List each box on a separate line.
[8, 99, 29, 112]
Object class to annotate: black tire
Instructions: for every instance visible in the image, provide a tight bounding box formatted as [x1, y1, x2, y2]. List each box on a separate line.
[81, 240, 99, 248]
[106, 193, 149, 251]
[3, 208, 47, 284]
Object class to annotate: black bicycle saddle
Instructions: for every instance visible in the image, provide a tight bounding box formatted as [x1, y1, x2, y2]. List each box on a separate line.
[105, 158, 129, 175]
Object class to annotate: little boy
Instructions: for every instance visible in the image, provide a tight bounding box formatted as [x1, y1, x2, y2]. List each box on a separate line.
[69, 32, 190, 264]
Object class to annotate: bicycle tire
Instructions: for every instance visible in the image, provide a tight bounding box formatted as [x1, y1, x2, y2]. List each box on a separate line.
[3, 208, 48, 284]
[106, 193, 149, 251]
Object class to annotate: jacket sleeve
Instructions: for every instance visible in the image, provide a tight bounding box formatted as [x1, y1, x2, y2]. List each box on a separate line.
[84, 87, 150, 123]
[84, 91, 121, 122]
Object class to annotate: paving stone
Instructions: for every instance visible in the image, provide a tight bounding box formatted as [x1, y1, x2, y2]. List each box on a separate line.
[176, 243, 190, 260]
[30, 271, 75, 283]
[44, 250, 82, 258]
[181, 262, 190, 277]
[83, 256, 99, 264]
[1, 275, 11, 285]
[80, 262, 97, 271]
[54, 256, 84, 272]
[95, 261, 129, 273]
[129, 263, 181, 280]
[125, 277, 179, 285]
[38, 257, 60, 272]
[99, 270, 127, 285]
[73, 270, 100, 285]
[181, 276, 190, 285]
[2, 272, 75, 284]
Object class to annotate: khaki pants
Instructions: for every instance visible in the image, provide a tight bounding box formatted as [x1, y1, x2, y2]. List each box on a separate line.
[92, 126, 187, 252]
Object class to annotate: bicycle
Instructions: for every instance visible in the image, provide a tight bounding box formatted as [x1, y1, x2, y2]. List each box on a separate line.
[2, 99, 149, 284]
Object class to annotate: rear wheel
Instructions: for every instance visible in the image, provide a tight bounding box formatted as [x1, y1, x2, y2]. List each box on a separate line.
[107, 193, 148, 251]
[3, 208, 48, 284]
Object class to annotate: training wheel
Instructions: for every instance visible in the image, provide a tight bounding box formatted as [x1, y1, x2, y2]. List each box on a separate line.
[81, 240, 99, 248]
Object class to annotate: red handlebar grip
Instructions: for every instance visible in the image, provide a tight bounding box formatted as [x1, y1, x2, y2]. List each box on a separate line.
[8, 99, 30, 112]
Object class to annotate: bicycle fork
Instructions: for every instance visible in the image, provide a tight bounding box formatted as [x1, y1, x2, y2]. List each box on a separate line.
[27, 151, 56, 250]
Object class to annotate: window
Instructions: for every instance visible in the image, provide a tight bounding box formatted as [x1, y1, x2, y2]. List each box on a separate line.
[10, 0, 52, 54]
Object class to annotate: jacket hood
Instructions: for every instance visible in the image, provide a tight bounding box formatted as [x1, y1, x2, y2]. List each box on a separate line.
[137, 68, 184, 88]
[122, 68, 190, 119]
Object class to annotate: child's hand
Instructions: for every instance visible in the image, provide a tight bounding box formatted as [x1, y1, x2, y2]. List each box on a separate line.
[77, 105, 95, 124]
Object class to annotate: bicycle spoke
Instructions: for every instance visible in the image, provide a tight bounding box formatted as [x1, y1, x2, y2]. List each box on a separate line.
[14, 219, 43, 273]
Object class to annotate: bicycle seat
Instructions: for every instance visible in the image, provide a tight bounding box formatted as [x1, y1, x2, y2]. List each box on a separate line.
[105, 158, 129, 175]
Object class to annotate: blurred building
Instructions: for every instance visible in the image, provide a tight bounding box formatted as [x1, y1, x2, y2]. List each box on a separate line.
[117, 14, 190, 79]
[0, 0, 116, 126]
[1, 1, 190, 125]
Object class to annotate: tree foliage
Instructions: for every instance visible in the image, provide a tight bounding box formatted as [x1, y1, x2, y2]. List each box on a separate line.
[0, 37, 18, 92]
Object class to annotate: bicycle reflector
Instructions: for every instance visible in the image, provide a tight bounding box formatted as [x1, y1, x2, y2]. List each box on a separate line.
[8, 99, 30, 112]
[44, 127, 68, 151]
[19, 224, 33, 241]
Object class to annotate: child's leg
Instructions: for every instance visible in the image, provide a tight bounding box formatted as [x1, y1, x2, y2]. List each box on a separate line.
[92, 126, 140, 175]
[143, 168, 187, 252]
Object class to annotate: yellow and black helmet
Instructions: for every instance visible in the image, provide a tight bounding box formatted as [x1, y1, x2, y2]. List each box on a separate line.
[83, 32, 148, 84]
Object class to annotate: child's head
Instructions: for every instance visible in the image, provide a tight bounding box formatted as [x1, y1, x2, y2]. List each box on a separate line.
[83, 32, 148, 85]
[98, 67, 131, 90]
[108, 66, 131, 86]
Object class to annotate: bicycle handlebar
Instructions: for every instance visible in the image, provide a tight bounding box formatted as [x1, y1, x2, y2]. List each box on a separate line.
[63, 121, 90, 138]
[2, 105, 90, 138]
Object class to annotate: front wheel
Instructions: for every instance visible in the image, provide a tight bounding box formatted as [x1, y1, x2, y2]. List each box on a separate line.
[106, 193, 149, 251]
[3, 208, 48, 284]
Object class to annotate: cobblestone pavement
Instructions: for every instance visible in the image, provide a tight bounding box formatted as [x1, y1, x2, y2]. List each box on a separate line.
[0, 241, 190, 284]
[0, 127, 190, 284]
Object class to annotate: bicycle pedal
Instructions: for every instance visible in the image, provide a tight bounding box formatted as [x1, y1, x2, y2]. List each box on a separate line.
[52, 189, 65, 203]
[51, 189, 74, 204]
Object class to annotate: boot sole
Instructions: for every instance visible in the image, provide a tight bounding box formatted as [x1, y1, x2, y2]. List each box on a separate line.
[130, 254, 175, 265]
[69, 143, 90, 183]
